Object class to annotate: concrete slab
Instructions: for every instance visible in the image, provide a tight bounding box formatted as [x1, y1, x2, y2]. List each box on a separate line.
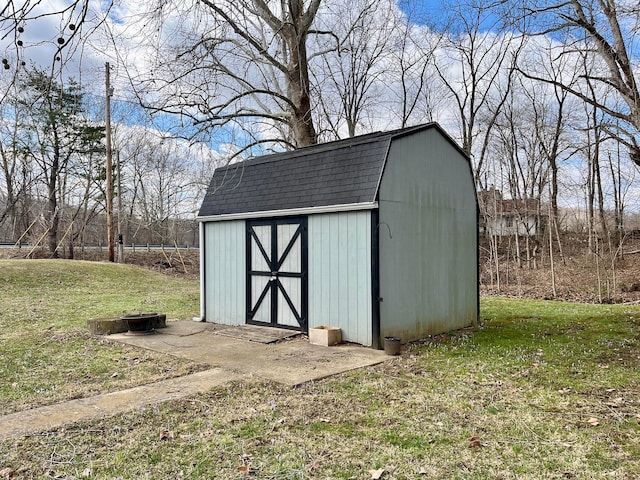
[109, 321, 390, 386]
[0, 322, 391, 441]
[0, 369, 247, 441]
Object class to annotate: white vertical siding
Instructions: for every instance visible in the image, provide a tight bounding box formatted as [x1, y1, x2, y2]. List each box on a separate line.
[308, 211, 373, 345]
[203, 220, 245, 325]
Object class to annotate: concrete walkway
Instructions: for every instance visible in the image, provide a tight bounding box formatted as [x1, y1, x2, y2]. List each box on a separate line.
[0, 369, 247, 441]
[0, 321, 390, 440]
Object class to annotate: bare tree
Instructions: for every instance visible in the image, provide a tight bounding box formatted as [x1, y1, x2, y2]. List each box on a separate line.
[0, 89, 24, 238]
[484, 81, 547, 281]
[0, 1, 112, 100]
[512, 0, 640, 162]
[517, 38, 581, 226]
[113, 123, 213, 245]
[582, 72, 609, 253]
[606, 134, 636, 248]
[433, 0, 524, 188]
[312, 0, 399, 138]
[127, 0, 321, 152]
[387, 2, 442, 128]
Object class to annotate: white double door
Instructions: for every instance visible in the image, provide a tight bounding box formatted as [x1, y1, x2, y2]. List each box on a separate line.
[246, 217, 307, 331]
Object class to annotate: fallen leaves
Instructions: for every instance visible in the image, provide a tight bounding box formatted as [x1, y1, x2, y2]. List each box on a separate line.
[586, 417, 600, 427]
[237, 464, 254, 476]
[369, 467, 385, 479]
[468, 435, 483, 448]
[305, 459, 322, 474]
[605, 397, 625, 408]
[238, 454, 256, 476]
[0, 468, 15, 479]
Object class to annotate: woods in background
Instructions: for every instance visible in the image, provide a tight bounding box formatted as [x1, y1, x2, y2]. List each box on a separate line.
[0, 0, 638, 279]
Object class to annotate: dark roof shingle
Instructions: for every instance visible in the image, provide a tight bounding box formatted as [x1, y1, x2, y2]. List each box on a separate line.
[197, 124, 433, 218]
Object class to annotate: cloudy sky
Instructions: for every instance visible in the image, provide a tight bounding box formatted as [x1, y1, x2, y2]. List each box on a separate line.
[0, 0, 534, 137]
[2, 0, 639, 215]
[1, 1, 437, 104]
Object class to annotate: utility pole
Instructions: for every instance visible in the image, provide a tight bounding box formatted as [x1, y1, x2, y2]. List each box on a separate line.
[117, 150, 124, 263]
[105, 62, 115, 262]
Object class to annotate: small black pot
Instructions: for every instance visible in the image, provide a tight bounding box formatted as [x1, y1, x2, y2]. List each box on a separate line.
[383, 336, 401, 355]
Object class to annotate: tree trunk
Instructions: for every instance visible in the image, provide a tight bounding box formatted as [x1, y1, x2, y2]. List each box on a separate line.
[549, 156, 559, 235]
[548, 204, 556, 298]
[284, 11, 317, 147]
[47, 154, 60, 258]
[287, 62, 317, 147]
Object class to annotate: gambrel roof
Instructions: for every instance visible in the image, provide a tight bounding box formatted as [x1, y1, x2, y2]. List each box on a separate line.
[197, 123, 461, 219]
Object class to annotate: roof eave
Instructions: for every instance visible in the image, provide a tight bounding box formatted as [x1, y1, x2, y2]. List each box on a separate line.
[197, 201, 379, 223]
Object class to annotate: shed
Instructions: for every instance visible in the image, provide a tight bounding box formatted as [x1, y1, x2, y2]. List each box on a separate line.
[197, 123, 478, 348]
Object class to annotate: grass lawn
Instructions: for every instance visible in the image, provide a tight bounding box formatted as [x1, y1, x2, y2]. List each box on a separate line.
[0, 259, 208, 415]
[1, 260, 639, 478]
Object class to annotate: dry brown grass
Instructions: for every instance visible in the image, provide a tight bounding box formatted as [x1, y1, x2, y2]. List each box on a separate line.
[1, 291, 639, 479]
[0, 259, 208, 416]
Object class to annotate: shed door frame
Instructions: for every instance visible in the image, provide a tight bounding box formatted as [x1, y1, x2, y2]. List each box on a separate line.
[246, 216, 308, 332]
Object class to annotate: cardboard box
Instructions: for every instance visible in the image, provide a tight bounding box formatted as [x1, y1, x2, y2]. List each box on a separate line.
[309, 326, 342, 346]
